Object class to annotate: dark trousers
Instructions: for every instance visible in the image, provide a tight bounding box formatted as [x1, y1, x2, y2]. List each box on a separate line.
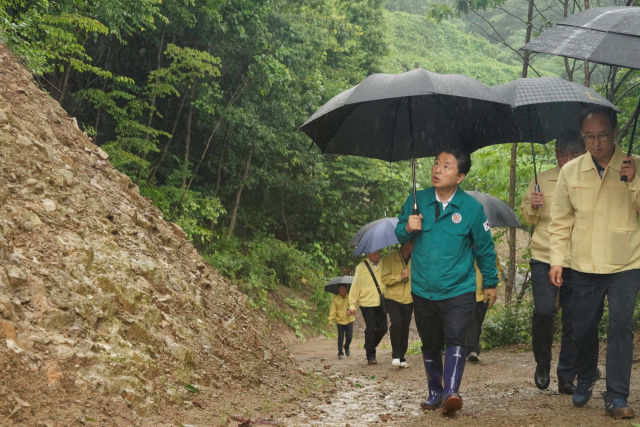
[361, 306, 388, 360]
[572, 269, 640, 402]
[336, 322, 353, 356]
[387, 300, 414, 361]
[413, 291, 476, 357]
[465, 300, 489, 355]
[530, 260, 575, 381]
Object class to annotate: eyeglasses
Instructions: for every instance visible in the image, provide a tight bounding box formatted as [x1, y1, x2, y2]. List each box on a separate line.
[581, 133, 611, 144]
[557, 152, 583, 161]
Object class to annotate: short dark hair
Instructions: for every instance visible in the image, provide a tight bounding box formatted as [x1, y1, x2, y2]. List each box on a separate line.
[579, 106, 618, 129]
[438, 147, 472, 176]
[556, 130, 585, 153]
[338, 283, 347, 289]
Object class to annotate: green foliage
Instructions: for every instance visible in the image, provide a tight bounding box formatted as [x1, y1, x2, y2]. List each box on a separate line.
[481, 301, 532, 349]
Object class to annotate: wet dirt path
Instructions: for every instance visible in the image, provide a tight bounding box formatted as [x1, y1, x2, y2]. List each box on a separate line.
[289, 334, 640, 427]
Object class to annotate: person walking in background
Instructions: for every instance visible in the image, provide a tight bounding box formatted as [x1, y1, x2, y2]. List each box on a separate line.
[521, 130, 585, 394]
[382, 241, 414, 368]
[465, 257, 503, 364]
[347, 250, 387, 365]
[328, 283, 355, 359]
[395, 148, 498, 415]
[549, 107, 640, 419]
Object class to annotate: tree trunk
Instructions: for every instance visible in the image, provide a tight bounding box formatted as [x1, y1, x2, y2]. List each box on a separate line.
[182, 101, 194, 189]
[227, 140, 255, 237]
[583, 0, 590, 86]
[505, 0, 535, 305]
[563, 0, 574, 82]
[146, 84, 192, 184]
[57, 63, 72, 104]
[214, 127, 230, 197]
[137, 30, 165, 186]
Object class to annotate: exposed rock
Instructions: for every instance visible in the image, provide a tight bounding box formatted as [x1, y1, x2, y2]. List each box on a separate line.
[0, 41, 301, 422]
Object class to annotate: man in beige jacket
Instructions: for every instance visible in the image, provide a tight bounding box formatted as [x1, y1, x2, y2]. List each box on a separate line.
[521, 131, 585, 394]
[381, 241, 414, 368]
[549, 106, 640, 419]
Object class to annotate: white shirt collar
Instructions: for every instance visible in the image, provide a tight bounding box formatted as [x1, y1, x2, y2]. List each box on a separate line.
[435, 188, 457, 210]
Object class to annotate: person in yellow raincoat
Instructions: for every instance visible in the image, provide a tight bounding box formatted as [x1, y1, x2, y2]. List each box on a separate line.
[328, 283, 355, 359]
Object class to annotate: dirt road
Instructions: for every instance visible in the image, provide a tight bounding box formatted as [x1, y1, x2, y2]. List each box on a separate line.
[289, 334, 640, 427]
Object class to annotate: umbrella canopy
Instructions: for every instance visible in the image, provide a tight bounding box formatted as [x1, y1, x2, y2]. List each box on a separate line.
[491, 76, 620, 144]
[349, 218, 389, 246]
[521, 6, 640, 182]
[325, 276, 353, 295]
[520, 7, 640, 70]
[353, 218, 399, 256]
[301, 68, 517, 161]
[465, 191, 521, 229]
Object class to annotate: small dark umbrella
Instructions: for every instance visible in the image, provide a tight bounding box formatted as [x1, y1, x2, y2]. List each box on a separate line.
[521, 6, 640, 181]
[353, 218, 399, 256]
[465, 191, 521, 229]
[301, 68, 517, 214]
[490, 76, 619, 192]
[325, 276, 353, 295]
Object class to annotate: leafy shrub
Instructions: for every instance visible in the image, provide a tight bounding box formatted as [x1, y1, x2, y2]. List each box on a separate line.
[481, 301, 533, 349]
[205, 234, 330, 336]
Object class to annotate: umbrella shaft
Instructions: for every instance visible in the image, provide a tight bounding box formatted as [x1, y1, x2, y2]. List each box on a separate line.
[409, 97, 419, 215]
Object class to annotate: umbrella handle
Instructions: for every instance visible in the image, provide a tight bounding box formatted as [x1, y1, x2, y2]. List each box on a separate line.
[534, 183, 542, 209]
[621, 97, 640, 182]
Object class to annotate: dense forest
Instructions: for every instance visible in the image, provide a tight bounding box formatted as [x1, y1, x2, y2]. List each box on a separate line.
[1, 0, 638, 337]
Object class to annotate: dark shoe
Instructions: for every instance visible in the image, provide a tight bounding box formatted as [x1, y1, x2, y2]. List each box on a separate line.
[605, 398, 635, 419]
[467, 352, 479, 363]
[345, 349, 350, 357]
[338, 354, 344, 359]
[442, 346, 466, 415]
[367, 358, 377, 365]
[573, 368, 600, 407]
[421, 352, 444, 410]
[534, 364, 550, 390]
[558, 379, 576, 395]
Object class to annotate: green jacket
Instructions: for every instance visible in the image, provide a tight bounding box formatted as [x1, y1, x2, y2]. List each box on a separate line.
[395, 187, 499, 301]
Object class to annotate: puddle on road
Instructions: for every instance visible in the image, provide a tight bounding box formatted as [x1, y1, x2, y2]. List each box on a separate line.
[290, 373, 425, 426]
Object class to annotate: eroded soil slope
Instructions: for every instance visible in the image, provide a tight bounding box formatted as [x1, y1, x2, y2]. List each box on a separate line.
[0, 44, 315, 425]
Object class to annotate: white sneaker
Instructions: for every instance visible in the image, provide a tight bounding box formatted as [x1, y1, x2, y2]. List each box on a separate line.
[392, 358, 401, 366]
[400, 361, 409, 368]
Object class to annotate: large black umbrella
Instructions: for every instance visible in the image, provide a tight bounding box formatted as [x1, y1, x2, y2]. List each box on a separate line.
[301, 68, 517, 214]
[466, 191, 521, 228]
[325, 276, 354, 295]
[521, 7, 640, 70]
[491, 76, 619, 190]
[521, 6, 640, 181]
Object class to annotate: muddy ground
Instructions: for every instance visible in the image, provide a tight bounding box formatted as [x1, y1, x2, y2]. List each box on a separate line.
[288, 333, 640, 427]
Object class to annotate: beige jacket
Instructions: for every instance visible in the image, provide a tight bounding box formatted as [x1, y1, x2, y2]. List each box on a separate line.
[475, 256, 504, 302]
[381, 249, 412, 304]
[549, 144, 640, 273]
[520, 166, 570, 267]
[348, 260, 385, 310]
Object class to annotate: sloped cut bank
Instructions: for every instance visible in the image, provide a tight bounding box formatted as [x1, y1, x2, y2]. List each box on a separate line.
[0, 44, 312, 425]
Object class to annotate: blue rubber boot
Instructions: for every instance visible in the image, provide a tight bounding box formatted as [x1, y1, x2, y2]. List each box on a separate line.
[442, 346, 467, 415]
[421, 352, 444, 410]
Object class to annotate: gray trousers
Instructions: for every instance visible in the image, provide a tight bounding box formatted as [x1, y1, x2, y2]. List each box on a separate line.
[572, 269, 640, 402]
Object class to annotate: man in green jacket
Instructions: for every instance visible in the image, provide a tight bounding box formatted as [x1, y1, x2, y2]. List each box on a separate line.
[395, 148, 498, 416]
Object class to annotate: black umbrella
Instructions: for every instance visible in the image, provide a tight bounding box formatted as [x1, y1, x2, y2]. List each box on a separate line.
[301, 68, 517, 214]
[491, 76, 619, 192]
[325, 276, 354, 295]
[465, 191, 521, 228]
[521, 6, 640, 181]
